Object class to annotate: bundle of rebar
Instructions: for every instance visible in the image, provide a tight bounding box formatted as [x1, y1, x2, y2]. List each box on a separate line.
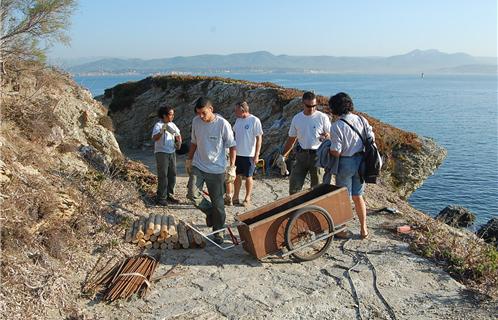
[83, 255, 158, 302]
[125, 214, 205, 250]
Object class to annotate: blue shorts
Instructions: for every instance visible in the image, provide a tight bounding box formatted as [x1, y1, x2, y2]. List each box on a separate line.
[235, 156, 256, 177]
[335, 155, 365, 196]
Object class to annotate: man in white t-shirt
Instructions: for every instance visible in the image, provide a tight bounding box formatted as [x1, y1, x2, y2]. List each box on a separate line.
[186, 97, 236, 244]
[151, 105, 182, 206]
[279, 91, 331, 194]
[230, 101, 263, 207]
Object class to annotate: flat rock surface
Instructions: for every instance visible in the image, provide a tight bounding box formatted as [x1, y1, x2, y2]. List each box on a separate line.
[77, 152, 497, 320]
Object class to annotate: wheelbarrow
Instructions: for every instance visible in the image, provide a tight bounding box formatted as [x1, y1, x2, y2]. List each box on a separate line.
[186, 184, 354, 261]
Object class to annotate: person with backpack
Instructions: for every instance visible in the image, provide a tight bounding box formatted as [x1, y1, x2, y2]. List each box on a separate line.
[328, 92, 375, 239]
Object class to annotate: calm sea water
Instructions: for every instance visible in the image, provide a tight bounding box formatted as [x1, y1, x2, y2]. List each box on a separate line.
[74, 73, 498, 226]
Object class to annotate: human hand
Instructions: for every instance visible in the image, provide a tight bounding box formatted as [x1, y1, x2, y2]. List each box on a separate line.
[225, 165, 236, 183]
[319, 132, 330, 141]
[185, 159, 193, 175]
[275, 154, 289, 176]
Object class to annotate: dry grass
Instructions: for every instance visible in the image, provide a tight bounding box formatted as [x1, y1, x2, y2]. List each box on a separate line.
[409, 219, 498, 298]
[0, 60, 147, 318]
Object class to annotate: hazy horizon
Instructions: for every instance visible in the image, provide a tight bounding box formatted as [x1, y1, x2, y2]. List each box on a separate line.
[49, 0, 497, 60]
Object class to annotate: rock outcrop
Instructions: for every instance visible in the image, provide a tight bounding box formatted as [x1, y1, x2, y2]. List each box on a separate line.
[101, 75, 447, 198]
[477, 218, 498, 247]
[436, 205, 476, 228]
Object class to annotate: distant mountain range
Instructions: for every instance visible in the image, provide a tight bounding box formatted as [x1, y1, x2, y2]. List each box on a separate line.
[60, 50, 497, 75]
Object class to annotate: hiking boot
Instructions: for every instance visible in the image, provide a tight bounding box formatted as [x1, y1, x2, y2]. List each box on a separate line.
[335, 229, 354, 239]
[212, 233, 224, 245]
[155, 198, 168, 206]
[167, 195, 180, 204]
[224, 194, 233, 206]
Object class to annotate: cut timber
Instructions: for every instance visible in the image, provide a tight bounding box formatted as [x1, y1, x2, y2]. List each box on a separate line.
[136, 217, 146, 241]
[152, 242, 160, 249]
[143, 234, 151, 241]
[186, 228, 196, 248]
[145, 241, 153, 249]
[126, 220, 137, 243]
[146, 214, 155, 236]
[167, 242, 174, 250]
[138, 239, 146, 248]
[160, 215, 169, 239]
[154, 214, 162, 236]
[187, 220, 205, 247]
[160, 242, 168, 250]
[177, 221, 189, 249]
[167, 215, 178, 242]
[150, 235, 157, 242]
[156, 237, 165, 244]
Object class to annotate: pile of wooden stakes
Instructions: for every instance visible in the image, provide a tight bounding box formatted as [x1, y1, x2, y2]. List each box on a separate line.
[83, 255, 158, 302]
[125, 214, 205, 249]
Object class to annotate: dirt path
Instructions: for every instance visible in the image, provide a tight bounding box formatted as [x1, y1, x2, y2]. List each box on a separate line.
[77, 150, 497, 319]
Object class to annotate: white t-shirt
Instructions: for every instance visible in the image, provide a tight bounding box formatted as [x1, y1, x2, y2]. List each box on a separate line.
[152, 121, 180, 154]
[191, 114, 236, 174]
[233, 115, 263, 157]
[288, 111, 331, 150]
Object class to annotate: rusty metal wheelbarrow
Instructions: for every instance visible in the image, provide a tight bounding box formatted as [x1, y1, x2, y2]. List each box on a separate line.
[186, 184, 354, 262]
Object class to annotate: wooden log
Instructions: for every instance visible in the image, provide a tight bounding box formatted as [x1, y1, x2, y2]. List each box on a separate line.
[154, 214, 162, 236]
[143, 233, 150, 241]
[160, 242, 168, 250]
[187, 220, 205, 247]
[136, 217, 146, 241]
[186, 228, 196, 248]
[156, 237, 165, 244]
[160, 215, 169, 239]
[146, 214, 156, 236]
[152, 241, 160, 249]
[167, 215, 178, 242]
[145, 241, 153, 249]
[125, 220, 135, 243]
[138, 239, 146, 248]
[150, 235, 157, 242]
[177, 221, 189, 249]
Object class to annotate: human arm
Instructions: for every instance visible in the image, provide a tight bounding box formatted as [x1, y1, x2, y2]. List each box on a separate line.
[253, 135, 262, 163]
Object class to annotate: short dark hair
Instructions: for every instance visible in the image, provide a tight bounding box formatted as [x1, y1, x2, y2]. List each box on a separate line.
[329, 92, 355, 116]
[157, 105, 173, 118]
[194, 97, 212, 110]
[235, 101, 250, 113]
[302, 91, 316, 101]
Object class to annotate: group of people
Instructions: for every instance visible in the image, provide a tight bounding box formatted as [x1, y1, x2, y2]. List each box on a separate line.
[152, 91, 373, 244]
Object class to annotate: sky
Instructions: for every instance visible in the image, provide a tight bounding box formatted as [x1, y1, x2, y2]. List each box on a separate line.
[49, 0, 498, 59]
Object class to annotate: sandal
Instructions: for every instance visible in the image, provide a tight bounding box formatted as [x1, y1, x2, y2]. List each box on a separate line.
[360, 233, 370, 240]
[242, 200, 252, 208]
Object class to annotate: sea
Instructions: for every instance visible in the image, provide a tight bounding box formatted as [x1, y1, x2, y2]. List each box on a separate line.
[74, 73, 498, 227]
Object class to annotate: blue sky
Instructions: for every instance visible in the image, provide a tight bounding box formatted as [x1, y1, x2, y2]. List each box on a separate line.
[50, 0, 497, 59]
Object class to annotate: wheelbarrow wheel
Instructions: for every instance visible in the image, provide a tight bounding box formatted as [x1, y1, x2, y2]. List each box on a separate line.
[285, 205, 334, 261]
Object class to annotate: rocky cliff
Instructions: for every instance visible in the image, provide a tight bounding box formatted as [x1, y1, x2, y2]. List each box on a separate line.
[101, 75, 447, 198]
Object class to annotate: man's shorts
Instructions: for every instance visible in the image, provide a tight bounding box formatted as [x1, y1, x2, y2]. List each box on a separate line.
[335, 154, 365, 196]
[235, 156, 256, 177]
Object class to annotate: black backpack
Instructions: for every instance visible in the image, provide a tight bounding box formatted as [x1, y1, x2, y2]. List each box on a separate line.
[340, 117, 383, 184]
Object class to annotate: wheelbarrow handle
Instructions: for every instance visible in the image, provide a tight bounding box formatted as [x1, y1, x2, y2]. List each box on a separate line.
[183, 222, 243, 250]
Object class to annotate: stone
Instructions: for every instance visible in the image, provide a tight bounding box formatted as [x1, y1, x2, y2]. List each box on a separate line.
[476, 218, 498, 247]
[436, 205, 476, 228]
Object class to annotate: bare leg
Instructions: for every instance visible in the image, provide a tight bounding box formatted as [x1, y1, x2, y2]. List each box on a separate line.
[352, 195, 368, 236]
[233, 176, 242, 201]
[244, 176, 253, 202]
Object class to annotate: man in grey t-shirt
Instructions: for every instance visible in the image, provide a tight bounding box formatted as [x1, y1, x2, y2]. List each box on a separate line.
[186, 97, 236, 244]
